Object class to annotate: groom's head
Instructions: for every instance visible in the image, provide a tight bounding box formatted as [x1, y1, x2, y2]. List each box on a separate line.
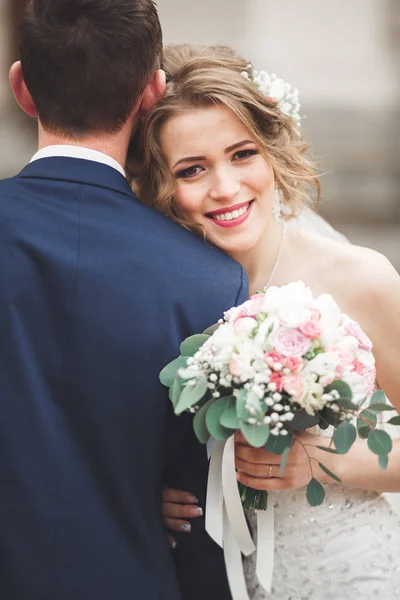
[10, 0, 163, 137]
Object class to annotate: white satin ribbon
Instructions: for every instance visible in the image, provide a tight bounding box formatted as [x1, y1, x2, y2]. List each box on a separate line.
[206, 435, 275, 599]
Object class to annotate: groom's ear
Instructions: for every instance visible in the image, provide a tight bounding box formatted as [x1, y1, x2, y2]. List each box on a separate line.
[138, 69, 166, 116]
[9, 61, 38, 118]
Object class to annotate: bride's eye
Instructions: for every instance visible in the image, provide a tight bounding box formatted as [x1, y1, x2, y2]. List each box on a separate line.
[175, 165, 204, 179]
[232, 149, 258, 161]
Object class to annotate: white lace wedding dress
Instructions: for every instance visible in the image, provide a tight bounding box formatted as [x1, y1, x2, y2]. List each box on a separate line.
[244, 446, 400, 599]
[243, 212, 400, 599]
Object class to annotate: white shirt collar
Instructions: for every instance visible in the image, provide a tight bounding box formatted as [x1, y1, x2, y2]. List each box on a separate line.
[30, 145, 126, 177]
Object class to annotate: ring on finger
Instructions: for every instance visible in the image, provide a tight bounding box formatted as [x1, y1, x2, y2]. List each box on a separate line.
[266, 465, 274, 478]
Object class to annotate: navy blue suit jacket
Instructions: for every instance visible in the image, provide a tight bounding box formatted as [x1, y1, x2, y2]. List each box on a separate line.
[0, 157, 247, 599]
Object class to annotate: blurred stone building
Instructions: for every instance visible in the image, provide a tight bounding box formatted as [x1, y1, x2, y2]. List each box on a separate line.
[1, 0, 399, 267]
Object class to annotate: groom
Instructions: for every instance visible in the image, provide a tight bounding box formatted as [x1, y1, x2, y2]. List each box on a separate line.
[0, 1, 247, 598]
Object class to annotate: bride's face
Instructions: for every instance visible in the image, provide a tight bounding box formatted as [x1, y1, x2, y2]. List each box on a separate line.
[160, 104, 275, 256]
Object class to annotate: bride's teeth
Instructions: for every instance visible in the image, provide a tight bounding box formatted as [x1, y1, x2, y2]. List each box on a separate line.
[213, 203, 249, 221]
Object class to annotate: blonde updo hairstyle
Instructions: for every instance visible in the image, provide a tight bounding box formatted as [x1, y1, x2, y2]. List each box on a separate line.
[129, 44, 319, 227]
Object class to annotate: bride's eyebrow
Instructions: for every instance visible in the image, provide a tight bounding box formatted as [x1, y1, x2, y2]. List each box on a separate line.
[173, 155, 205, 168]
[224, 139, 254, 153]
[172, 140, 255, 169]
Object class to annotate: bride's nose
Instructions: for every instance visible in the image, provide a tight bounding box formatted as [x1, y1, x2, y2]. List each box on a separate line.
[209, 168, 241, 201]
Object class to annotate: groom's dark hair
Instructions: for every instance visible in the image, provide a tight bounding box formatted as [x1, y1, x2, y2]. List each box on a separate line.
[19, 0, 162, 136]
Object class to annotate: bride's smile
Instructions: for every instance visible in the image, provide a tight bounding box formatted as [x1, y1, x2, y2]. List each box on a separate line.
[160, 104, 277, 257]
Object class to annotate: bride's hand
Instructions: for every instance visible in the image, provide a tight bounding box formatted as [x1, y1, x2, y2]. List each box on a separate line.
[162, 487, 203, 547]
[234, 431, 334, 491]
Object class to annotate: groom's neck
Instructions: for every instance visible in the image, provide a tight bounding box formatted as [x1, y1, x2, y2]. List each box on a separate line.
[37, 116, 138, 170]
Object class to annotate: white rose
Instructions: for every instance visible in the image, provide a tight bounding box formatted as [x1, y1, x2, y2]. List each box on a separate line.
[357, 349, 376, 367]
[234, 317, 258, 338]
[341, 371, 368, 405]
[278, 306, 311, 328]
[314, 293, 342, 347]
[307, 352, 339, 376]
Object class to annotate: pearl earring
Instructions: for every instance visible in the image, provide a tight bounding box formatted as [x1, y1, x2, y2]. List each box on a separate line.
[273, 188, 292, 223]
[272, 188, 284, 223]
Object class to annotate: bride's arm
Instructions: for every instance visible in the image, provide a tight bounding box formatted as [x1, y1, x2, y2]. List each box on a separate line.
[351, 250, 400, 410]
[235, 431, 400, 494]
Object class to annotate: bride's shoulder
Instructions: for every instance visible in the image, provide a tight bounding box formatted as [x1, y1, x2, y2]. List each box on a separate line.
[298, 229, 399, 297]
[318, 235, 399, 306]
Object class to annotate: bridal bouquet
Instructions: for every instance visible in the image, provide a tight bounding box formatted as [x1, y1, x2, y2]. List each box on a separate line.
[160, 281, 398, 509]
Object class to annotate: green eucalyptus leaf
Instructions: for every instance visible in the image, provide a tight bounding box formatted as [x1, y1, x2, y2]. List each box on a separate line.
[240, 421, 270, 448]
[319, 407, 338, 428]
[338, 398, 360, 411]
[357, 426, 370, 440]
[333, 420, 357, 454]
[370, 390, 386, 405]
[366, 403, 396, 413]
[236, 389, 251, 421]
[160, 356, 188, 387]
[316, 445, 339, 454]
[318, 462, 342, 483]
[367, 429, 393, 456]
[358, 408, 377, 428]
[193, 398, 216, 444]
[379, 454, 389, 471]
[265, 432, 292, 455]
[169, 377, 184, 409]
[280, 445, 291, 477]
[325, 381, 352, 401]
[306, 478, 325, 506]
[220, 396, 239, 429]
[175, 375, 208, 415]
[206, 398, 235, 441]
[288, 410, 319, 431]
[180, 334, 209, 357]
[202, 323, 221, 336]
[388, 416, 400, 426]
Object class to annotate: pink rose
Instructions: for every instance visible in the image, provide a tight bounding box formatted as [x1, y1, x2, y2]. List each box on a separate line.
[283, 356, 304, 373]
[264, 350, 285, 368]
[353, 360, 376, 397]
[345, 319, 373, 352]
[282, 373, 305, 400]
[234, 316, 257, 337]
[233, 294, 265, 322]
[310, 308, 321, 322]
[229, 358, 242, 378]
[298, 320, 322, 340]
[274, 328, 311, 357]
[333, 348, 355, 370]
[364, 370, 376, 398]
[269, 372, 283, 391]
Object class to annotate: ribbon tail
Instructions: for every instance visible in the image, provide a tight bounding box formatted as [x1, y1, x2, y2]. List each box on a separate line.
[223, 503, 251, 600]
[255, 497, 275, 594]
[222, 435, 255, 556]
[205, 441, 225, 548]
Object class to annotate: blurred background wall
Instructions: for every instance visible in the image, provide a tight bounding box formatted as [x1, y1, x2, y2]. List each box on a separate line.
[1, 0, 399, 268]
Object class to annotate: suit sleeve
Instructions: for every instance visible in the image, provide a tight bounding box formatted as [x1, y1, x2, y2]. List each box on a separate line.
[163, 264, 247, 600]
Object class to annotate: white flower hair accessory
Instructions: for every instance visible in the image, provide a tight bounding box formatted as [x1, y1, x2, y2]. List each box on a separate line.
[241, 65, 301, 126]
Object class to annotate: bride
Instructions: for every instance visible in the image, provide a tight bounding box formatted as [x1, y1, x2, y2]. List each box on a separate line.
[130, 44, 400, 598]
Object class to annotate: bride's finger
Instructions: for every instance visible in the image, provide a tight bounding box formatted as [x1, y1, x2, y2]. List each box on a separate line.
[164, 517, 193, 533]
[236, 471, 289, 491]
[162, 487, 198, 504]
[234, 431, 248, 444]
[235, 444, 279, 464]
[235, 458, 281, 478]
[162, 501, 203, 519]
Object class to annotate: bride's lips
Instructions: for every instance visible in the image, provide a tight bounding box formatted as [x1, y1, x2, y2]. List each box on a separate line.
[206, 200, 254, 228]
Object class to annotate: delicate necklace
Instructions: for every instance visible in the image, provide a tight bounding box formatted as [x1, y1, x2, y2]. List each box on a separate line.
[264, 220, 287, 289]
